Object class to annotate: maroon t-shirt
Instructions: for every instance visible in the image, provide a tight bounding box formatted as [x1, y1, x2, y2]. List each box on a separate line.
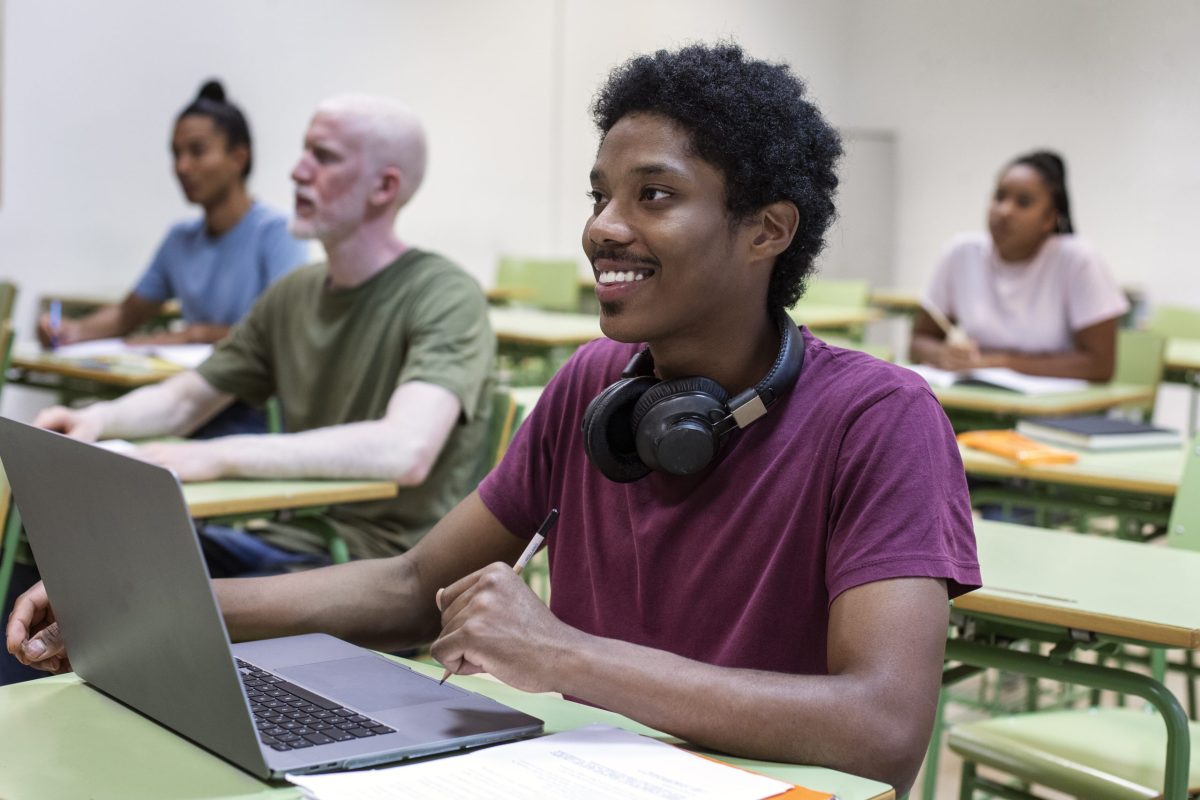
[479, 330, 980, 676]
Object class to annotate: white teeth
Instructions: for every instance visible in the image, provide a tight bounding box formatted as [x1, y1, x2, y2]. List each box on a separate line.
[599, 270, 649, 284]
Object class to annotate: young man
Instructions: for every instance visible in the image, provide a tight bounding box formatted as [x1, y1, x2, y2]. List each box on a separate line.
[9, 46, 977, 793]
[30, 94, 495, 562]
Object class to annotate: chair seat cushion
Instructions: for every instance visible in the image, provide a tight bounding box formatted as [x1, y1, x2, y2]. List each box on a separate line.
[948, 708, 1200, 800]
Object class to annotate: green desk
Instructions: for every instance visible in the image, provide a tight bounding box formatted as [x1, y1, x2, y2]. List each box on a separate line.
[0, 663, 894, 800]
[182, 479, 398, 521]
[8, 348, 183, 400]
[958, 442, 1184, 534]
[487, 307, 603, 385]
[788, 303, 884, 330]
[932, 381, 1156, 432]
[487, 307, 602, 348]
[943, 521, 1200, 800]
[868, 288, 922, 316]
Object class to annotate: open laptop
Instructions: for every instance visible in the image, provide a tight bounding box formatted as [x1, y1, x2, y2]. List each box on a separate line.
[0, 416, 543, 778]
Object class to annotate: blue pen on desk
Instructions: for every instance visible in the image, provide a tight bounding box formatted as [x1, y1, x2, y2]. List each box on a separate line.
[438, 508, 559, 685]
[48, 300, 62, 350]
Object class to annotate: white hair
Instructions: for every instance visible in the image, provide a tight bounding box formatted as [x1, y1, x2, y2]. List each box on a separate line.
[316, 94, 428, 207]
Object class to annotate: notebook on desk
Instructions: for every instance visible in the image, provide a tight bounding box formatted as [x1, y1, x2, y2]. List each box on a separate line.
[905, 364, 1089, 395]
[0, 417, 542, 779]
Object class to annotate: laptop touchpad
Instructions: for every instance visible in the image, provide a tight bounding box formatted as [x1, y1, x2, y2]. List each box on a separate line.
[278, 655, 463, 712]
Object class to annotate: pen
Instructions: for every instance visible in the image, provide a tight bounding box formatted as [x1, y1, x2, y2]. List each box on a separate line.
[439, 508, 559, 685]
[48, 300, 62, 351]
[921, 302, 968, 347]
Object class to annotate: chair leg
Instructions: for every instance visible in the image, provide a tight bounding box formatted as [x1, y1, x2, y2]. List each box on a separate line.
[958, 760, 976, 800]
[0, 507, 23, 606]
[1187, 650, 1197, 720]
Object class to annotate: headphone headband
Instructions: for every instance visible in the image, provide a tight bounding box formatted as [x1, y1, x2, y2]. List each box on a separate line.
[582, 311, 805, 482]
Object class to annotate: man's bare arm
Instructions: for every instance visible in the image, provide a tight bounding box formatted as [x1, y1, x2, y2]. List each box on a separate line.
[34, 370, 235, 442]
[136, 381, 462, 483]
[216, 491, 526, 648]
[435, 572, 949, 795]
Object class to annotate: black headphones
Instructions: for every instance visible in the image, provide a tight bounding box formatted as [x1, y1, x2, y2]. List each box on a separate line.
[581, 311, 805, 483]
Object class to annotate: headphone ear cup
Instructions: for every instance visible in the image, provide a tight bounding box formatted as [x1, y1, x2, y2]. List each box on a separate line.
[582, 376, 659, 483]
[631, 377, 730, 475]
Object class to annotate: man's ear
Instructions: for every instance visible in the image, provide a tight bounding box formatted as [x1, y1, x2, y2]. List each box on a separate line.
[371, 166, 404, 209]
[749, 200, 800, 260]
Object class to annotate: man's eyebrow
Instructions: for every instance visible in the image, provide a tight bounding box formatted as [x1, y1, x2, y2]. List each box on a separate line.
[589, 163, 686, 182]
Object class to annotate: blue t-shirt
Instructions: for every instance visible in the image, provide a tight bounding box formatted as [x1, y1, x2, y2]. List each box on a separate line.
[132, 201, 309, 325]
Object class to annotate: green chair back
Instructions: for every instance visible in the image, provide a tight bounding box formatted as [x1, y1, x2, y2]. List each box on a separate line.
[496, 258, 580, 312]
[1166, 435, 1200, 553]
[1148, 305, 1200, 340]
[473, 387, 518, 487]
[0, 322, 13, 400]
[0, 281, 17, 325]
[1112, 328, 1165, 419]
[796, 279, 870, 307]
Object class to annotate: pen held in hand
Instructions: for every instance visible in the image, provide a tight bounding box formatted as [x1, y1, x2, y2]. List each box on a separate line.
[48, 300, 63, 351]
[439, 508, 559, 685]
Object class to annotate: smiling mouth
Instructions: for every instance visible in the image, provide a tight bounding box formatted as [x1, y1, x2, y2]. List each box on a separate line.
[597, 268, 654, 284]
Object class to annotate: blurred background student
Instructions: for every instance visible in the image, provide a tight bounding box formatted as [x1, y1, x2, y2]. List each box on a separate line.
[910, 150, 1128, 381]
[36, 80, 309, 437]
[37, 80, 308, 350]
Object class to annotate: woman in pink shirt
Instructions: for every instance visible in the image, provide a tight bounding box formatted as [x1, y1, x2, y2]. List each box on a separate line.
[910, 151, 1128, 381]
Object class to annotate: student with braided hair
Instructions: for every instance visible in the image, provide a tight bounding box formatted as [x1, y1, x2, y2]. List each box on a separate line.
[911, 150, 1128, 381]
[37, 80, 308, 351]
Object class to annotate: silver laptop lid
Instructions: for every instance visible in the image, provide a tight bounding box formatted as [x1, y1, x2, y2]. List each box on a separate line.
[0, 417, 268, 776]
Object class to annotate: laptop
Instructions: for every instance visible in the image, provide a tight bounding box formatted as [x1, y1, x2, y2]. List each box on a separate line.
[0, 416, 543, 778]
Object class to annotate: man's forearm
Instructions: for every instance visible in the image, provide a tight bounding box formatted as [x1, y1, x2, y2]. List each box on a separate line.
[216, 556, 440, 650]
[555, 633, 931, 794]
[209, 420, 442, 483]
[83, 372, 232, 440]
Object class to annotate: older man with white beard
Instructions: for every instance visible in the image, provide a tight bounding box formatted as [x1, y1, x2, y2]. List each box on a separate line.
[33, 95, 495, 567]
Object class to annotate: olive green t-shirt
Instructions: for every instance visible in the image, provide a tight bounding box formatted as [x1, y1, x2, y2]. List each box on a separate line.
[197, 248, 494, 557]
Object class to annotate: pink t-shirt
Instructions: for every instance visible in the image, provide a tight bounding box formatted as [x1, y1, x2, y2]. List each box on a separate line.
[924, 232, 1129, 353]
[479, 331, 980, 677]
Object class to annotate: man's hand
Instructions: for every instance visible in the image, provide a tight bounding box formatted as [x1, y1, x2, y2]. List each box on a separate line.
[5, 581, 71, 674]
[431, 562, 582, 693]
[133, 440, 227, 482]
[33, 406, 103, 442]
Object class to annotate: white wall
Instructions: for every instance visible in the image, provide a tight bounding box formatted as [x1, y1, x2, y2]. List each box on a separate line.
[2, 0, 1197, 382]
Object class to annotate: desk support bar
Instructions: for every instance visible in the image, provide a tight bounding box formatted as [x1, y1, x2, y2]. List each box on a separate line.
[945, 638, 1192, 800]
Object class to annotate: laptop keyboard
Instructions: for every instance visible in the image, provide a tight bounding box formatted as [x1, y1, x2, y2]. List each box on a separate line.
[236, 659, 396, 751]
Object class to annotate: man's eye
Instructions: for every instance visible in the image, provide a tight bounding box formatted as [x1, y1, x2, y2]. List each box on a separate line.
[586, 190, 607, 207]
[640, 187, 671, 201]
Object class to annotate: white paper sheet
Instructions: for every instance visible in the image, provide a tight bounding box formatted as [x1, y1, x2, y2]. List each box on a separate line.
[287, 724, 793, 800]
[50, 338, 213, 368]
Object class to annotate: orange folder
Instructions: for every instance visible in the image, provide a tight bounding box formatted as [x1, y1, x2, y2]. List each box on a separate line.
[957, 429, 1079, 466]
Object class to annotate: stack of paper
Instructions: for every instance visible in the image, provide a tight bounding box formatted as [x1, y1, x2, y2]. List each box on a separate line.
[288, 724, 817, 800]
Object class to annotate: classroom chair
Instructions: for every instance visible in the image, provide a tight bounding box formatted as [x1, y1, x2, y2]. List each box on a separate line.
[944, 435, 1200, 800]
[1112, 328, 1167, 421]
[494, 257, 580, 313]
[1148, 305, 1200, 340]
[0, 281, 17, 326]
[0, 322, 14, 403]
[789, 278, 872, 342]
[797, 278, 871, 307]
